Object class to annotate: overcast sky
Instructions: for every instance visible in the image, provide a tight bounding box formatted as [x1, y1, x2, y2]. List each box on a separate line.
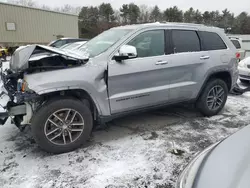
[1, 0, 250, 14]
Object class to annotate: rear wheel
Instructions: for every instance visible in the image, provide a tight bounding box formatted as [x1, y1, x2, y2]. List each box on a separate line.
[31, 98, 93, 154]
[196, 79, 228, 116]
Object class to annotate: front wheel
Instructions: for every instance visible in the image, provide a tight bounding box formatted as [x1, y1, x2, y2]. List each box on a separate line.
[196, 79, 228, 116]
[31, 98, 93, 154]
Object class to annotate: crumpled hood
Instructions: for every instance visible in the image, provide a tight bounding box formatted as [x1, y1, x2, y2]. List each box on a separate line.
[9, 45, 89, 72]
[194, 125, 250, 188]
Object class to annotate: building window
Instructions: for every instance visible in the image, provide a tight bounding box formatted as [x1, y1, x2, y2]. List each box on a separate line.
[6, 22, 16, 31]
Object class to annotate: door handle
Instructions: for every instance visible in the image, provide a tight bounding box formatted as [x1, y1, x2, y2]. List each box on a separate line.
[200, 55, 210, 60]
[155, 60, 168, 65]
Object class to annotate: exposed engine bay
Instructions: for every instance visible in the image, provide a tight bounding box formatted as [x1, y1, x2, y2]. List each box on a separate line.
[0, 45, 89, 129]
[9, 45, 88, 73]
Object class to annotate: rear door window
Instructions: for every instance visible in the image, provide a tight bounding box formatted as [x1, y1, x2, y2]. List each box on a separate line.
[171, 30, 200, 53]
[231, 39, 241, 49]
[199, 31, 227, 51]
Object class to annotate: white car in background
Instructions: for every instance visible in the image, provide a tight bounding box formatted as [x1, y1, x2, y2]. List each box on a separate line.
[238, 56, 250, 83]
[229, 37, 246, 61]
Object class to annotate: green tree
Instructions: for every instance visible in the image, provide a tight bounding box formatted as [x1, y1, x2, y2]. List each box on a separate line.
[203, 11, 212, 25]
[164, 6, 183, 22]
[99, 3, 115, 22]
[219, 9, 234, 30]
[79, 6, 100, 38]
[210, 11, 222, 26]
[193, 9, 203, 23]
[120, 4, 130, 24]
[184, 7, 195, 23]
[78, 3, 250, 36]
[128, 3, 141, 24]
[233, 12, 250, 34]
[150, 5, 162, 22]
[120, 3, 140, 24]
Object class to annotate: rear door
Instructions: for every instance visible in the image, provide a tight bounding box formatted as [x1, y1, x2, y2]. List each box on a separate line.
[108, 29, 172, 114]
[198, 31, 230, 67]
[167, 29, 211, 101]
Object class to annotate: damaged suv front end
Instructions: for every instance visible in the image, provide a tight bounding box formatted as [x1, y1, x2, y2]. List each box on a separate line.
[0, 45, 89, 129]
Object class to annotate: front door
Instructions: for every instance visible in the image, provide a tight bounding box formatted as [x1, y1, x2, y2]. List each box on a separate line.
[108, 29, 172, 114]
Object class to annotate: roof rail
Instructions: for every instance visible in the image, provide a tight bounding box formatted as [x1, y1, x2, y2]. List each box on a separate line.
[159, 22, 205, 27]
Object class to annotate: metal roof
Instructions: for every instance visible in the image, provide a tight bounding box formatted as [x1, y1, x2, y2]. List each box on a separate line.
[0, 1, 78, 17]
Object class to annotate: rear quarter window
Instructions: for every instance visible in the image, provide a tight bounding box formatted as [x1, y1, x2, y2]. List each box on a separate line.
[199, 31, 227, 51]
[231, 39, 241, 49]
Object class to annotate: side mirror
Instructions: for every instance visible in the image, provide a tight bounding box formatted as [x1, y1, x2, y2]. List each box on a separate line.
[114, 45, 137, 61]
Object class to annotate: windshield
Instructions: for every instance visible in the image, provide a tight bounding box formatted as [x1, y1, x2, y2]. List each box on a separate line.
[75, 29, 132, 58]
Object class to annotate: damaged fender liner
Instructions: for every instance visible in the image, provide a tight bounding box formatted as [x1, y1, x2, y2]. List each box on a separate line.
[0, 70, 38, 127]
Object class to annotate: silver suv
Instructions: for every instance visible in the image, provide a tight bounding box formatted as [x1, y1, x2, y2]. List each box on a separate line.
[0, 23, 238, 153]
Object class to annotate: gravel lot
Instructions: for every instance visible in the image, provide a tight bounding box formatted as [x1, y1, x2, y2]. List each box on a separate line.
[1, 90, 250, 188]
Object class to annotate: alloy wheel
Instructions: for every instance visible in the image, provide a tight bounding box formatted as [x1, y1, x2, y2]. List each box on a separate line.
[44, 108, 85, 145]
[206, 85, 225, 110]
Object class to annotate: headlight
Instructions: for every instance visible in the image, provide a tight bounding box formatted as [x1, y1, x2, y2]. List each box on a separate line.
[176, 142, 220, 188]
[17, 79, 29, 92]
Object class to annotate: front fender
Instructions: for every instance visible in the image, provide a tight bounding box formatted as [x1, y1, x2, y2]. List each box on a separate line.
[24, 66, 110, 116]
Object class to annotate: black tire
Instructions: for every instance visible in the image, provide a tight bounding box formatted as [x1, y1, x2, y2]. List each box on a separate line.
[196, 79, 228, 116]
[31, 98, 93, 154]
[240, 79, 250, 84]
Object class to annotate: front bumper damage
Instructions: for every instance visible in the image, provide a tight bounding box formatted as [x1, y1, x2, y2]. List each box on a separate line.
[0, 44, 88, 128]
[0, 90, 9, 124]
[0, 72, 39, 129]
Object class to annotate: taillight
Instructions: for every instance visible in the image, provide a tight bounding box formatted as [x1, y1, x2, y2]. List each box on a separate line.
[236, 52, 241, 59]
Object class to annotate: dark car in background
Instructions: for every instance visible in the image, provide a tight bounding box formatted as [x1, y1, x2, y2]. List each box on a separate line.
[48, 38, 88, 48]
[177, 124, 250, 188]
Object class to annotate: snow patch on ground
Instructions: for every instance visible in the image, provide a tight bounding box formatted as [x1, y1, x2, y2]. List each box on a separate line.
[1, 93, 250, 188]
